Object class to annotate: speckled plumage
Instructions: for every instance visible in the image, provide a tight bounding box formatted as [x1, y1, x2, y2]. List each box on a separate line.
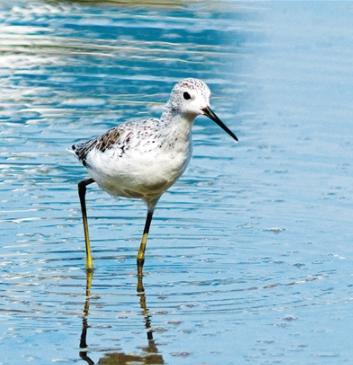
[72, 118, 160, 166]
[72, 78, 236, 210]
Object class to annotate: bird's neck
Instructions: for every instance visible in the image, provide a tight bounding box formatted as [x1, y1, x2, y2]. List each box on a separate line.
[160, 108, 194, 149]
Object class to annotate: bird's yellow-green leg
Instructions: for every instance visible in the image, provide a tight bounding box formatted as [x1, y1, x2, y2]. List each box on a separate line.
[137, 209, 154, 268]
[78, 178, 95, 271]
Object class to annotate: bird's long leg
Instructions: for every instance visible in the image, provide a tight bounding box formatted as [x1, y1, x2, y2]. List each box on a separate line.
[78, 178, 95, 271]
[137, 209, 154, 268]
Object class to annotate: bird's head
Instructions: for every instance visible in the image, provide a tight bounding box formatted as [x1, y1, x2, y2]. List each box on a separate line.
[167, 78, 238, 142]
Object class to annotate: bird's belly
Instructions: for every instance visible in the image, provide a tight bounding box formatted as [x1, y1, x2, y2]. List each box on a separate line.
[86, 148, 190, 200]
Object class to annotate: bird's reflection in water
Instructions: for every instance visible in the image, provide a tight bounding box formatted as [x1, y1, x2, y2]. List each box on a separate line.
[79, 268, 164, 365]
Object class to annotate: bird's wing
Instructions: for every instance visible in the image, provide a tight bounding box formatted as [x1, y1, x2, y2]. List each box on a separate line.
[71, 118, 160, 167]
[71, 126, 123, 166]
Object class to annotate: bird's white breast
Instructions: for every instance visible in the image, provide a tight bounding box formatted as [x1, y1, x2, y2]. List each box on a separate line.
[85, 133, 191, 201]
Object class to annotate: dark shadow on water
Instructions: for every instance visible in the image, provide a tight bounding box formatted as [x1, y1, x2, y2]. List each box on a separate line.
[79, 269, 164, 365]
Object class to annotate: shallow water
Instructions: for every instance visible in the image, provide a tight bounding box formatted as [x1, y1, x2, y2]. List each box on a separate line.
[1, 1, 353, 364]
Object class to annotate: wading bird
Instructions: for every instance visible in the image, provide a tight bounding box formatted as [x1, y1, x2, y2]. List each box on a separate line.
[71, 78, 238, 271]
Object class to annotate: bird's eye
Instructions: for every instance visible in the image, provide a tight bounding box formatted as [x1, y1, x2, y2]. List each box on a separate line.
[183, 92, 191, 100]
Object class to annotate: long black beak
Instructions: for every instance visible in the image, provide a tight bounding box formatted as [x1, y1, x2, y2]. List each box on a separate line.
[202, 106, 238, 142]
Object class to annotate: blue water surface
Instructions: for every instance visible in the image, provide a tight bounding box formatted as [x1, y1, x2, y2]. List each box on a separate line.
[1, 1, 353, 364]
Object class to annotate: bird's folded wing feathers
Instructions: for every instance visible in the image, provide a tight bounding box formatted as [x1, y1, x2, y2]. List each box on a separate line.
[71, 126, 122, 165]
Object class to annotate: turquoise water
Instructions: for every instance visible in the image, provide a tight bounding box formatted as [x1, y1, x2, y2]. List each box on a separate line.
[1, 1, 353, 364]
